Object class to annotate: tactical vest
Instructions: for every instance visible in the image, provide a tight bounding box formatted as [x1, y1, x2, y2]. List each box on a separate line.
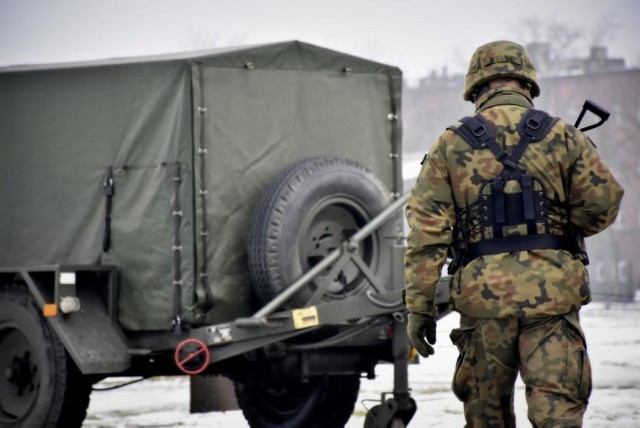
[446, 109, 585, 274]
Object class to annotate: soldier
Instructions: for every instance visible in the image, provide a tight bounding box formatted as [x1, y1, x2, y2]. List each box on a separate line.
[404, 40, 624, 427]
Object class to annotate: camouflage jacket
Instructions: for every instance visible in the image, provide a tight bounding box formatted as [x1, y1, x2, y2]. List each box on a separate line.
[404, 87, 624, 319]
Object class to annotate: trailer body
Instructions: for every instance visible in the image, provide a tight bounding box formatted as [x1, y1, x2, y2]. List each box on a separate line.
[0, 41, 402, 329]
[0, 41, 427, 428]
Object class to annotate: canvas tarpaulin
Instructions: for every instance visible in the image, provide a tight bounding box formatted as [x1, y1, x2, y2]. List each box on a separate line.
[0, 41, 403, 330]
[0, 60, 197, 330]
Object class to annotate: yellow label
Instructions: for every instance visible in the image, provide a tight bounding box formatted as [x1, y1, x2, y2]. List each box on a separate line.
[292, 306, 319, 329]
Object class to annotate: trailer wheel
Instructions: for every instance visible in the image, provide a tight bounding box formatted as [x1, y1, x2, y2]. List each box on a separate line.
[0, 283, 92, 427]
[248, 157, 400, 307]
[235, 374, 360, 428]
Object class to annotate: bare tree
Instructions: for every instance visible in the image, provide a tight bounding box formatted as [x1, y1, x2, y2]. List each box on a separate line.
[512, 17, 619, 60]
[546, 24, 583, 61]
[518, 17, 546, 45]
[512, 19, 582, 60]
[588, 15, 621, 47]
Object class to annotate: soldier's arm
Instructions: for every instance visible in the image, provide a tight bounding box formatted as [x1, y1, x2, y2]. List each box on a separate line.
[404, 138, 455, 316]
[566, 126, 624, 237]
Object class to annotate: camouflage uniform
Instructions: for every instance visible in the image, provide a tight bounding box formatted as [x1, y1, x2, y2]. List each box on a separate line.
[405, 41, 624, 427]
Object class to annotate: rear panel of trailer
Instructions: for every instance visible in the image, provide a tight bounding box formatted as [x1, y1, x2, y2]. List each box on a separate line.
[0, 41, 403, 331]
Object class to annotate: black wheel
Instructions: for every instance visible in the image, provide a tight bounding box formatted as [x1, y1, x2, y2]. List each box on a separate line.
[248, 157, 400, 307]
[0, 283, 92, 428]
[235, 374, 360, 428]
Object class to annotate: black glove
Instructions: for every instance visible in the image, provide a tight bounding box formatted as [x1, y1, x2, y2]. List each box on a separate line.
[407, 313, 437, 358]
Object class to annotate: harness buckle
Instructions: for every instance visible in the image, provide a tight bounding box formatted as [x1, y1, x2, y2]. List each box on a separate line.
[526, 117, 541, 130]
[504, 160, 517, 171]
[496, 150, 509, 162]
[472, 124, 486, 137]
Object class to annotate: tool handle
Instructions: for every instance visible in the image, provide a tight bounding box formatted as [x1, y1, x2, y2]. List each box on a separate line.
[575, 99, 610, 132]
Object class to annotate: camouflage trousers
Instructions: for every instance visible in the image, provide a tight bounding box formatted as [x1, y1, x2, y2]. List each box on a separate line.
[450, 312, 592, 427]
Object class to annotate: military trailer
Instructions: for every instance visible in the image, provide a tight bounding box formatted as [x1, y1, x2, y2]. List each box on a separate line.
[0, 41, 448, 427]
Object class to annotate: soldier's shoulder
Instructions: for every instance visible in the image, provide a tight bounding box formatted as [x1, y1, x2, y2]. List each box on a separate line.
[547, 114, 571, 130]
[446, 112, 482, 130]
[545, 114, 587, 142]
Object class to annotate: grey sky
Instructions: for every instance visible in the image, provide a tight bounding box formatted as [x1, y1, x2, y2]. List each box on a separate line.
[1, 0, 638, 84]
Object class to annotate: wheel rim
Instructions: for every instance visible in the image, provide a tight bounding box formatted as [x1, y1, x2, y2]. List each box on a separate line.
[0, 323, 40, 424]
[298, 196, 378, 300]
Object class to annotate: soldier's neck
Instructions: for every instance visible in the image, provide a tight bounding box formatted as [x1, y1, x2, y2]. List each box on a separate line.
[475, 87, 534, 112]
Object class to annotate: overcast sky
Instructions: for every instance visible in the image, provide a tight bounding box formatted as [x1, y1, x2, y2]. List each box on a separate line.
[1, 0, 638, 84]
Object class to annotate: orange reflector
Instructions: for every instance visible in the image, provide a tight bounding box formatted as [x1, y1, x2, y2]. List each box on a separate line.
[409, 347, 418, 361]
[43, 304, 58, 317]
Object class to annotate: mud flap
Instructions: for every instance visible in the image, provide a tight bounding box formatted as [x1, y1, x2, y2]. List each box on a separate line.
[17, 266, 130, 374]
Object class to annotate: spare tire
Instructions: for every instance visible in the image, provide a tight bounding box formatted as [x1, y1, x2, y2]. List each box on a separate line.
[235, 374, 360, 428]
[248, 157, 401, 307]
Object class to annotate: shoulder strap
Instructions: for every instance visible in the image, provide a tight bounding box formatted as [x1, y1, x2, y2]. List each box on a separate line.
[449, 115, 513, 167]
[500, 109, 557, 181]
[447, 115, 495, 149]
[517, 108, 557, 142]
[449, 109, 557, 179]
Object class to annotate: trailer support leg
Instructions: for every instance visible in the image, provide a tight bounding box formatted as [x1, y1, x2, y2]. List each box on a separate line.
[363, 314, 416, 428]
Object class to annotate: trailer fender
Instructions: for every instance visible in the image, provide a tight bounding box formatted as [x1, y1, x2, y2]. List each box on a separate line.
[1, 266, 131, 375]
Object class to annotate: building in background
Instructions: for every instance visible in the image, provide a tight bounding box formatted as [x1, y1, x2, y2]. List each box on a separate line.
[403, 44, 639, 302]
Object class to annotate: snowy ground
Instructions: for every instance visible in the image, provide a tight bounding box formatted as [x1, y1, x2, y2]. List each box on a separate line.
[83, 302, 640, 427]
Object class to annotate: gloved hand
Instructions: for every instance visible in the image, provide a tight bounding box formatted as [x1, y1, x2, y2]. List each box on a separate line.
[407, 313, 437, 358]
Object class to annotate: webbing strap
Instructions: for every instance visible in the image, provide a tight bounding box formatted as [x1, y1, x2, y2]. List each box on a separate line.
[517, 109, 557, 142]
[451, 109, 557, 177]
[447, 109, 565, 269]
[450, 115, 495, 149]
[452, 115, 515, 170]
[102, 167, 114, 252]
[464, 234, 576, 265]
[521, 175, 535, 221]
[492, 178, 506, 236]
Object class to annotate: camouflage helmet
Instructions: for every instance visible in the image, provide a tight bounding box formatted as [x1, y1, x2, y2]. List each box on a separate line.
[464, 40, 540, 101]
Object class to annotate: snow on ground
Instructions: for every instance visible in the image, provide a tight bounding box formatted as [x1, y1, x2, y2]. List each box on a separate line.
[83, 302, 640, 427]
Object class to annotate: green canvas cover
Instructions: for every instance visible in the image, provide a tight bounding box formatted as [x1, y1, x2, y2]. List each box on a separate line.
[0, 41, 403, 330]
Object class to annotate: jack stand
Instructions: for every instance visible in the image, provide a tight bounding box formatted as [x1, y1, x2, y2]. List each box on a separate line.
[364, 313, 416, 428]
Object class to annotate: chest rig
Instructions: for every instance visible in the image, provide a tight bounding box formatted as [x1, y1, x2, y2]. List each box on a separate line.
[446, 109, 582, 273]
